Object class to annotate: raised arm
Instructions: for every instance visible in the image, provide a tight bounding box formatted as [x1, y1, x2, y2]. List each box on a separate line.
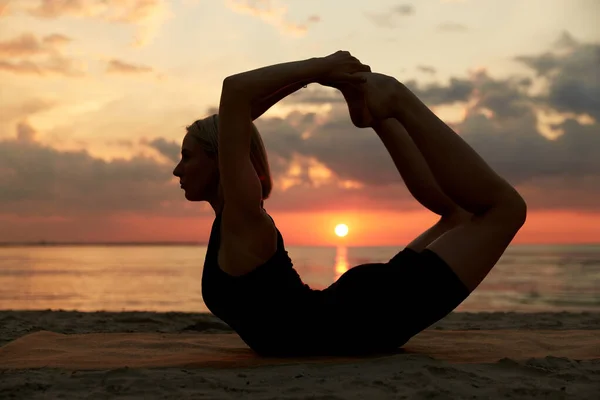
[250, 79, 310, 121]
[217, 52, 369, 222]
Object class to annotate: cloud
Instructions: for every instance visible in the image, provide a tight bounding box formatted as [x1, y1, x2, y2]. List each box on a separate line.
[0, 56, 86, 77]
[43, 33, 71, 47]
[0, 33, 71, 57]
[0, 0, 11, 16]
[417, 65, 437, 75]
[284, 86, 346, 105]
[0, 98, 59, 125]
[1, 32, 599, 223]
[106, 59, 153, 75]
[365, 3, 416, 28]
[0, 32, 85, 77]
[225, 0, 320, 37]
[437, 22, 468, 32]
[405, 77, 473, 105]
[8, 0, 172, 47]
[16, 121, 38, 143]
[0, 130, 183, 217]
[392, 4, 415, 15]
[258, 33, 600, 212]
[146, 137, 180, 163]
[515, 31, 600, 121]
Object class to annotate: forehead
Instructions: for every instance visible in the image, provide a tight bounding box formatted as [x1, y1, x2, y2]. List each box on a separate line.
[181, 133, 200, 151]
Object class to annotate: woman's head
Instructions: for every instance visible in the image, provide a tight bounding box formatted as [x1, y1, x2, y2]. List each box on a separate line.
[172, 113, 273, 204]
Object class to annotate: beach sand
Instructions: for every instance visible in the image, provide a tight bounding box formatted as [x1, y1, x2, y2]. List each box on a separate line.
[1, 310, 599, 399]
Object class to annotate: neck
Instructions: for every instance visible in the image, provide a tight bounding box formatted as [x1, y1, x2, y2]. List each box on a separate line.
[208, 197, 223, 216]
[207, 198, 265, 216]
[207, 187, 224, 216]
[206, 184, 264, 216]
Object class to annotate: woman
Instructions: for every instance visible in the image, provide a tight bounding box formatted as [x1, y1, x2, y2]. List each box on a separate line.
[173, 51, 527, 356]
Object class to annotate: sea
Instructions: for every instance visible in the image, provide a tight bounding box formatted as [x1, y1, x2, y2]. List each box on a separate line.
[0, 244, 599, 313]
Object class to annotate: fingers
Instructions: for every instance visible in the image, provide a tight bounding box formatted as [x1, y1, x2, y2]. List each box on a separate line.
[348, 55, 370, 73]
[324, 50, 370, 83]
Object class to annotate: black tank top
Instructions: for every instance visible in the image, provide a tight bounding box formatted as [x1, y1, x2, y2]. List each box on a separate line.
[201, 212, 313, 325]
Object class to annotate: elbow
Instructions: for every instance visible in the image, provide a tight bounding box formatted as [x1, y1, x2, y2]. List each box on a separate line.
[219, 77, 254, 115]
[222, 75, 238, 87]
[221, 76, 251, 104]
[222, 75, 246, 94]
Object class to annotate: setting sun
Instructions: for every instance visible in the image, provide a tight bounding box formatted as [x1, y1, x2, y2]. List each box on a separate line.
[335, 224, 349, 238]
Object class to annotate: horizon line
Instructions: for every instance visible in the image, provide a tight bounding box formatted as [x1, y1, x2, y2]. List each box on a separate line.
[0, 241, 599, 248]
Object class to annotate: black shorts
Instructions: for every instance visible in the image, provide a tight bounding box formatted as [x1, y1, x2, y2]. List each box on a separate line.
[209, 247, 470, 356]
[318, 247, 470, 354]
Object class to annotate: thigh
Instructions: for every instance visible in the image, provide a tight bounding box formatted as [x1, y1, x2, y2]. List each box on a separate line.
[325, 248, 471, 347]
[388, 247, 470, 337]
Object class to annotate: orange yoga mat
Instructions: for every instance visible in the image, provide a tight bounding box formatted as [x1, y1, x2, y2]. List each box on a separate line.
[1, 330, 598, 370]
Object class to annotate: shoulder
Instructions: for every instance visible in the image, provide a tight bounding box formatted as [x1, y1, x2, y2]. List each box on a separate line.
[219, 208, 278, 276]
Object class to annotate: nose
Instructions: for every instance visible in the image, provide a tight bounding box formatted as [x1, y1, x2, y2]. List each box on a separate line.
[173, 162, 182, 177]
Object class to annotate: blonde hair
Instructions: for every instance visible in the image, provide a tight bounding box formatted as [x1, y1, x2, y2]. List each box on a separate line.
[187, 114, 273, 200]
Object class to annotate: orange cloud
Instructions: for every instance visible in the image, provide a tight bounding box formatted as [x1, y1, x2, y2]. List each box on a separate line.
[0, 32, 598, 244]
[106, 59, 153, 75]
[0, 55, 86, 77]
[0, 32, 85, 77]
[22, 0, 165, 22]
[0, 33, 70, 57]
[43, 33, 71, 47]
[11, 0, 172, 46]
[0, 98, 59, 123]
[225, 0, 320, 37]
[15, 121, 38, 143]
[0, 0, 11, 17]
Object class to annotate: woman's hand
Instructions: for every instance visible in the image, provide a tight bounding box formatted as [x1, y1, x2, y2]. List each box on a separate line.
[317, 51, 371, 85]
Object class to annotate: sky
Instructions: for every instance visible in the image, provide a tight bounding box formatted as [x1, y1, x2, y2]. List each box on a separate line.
[0, 0, 599, 246]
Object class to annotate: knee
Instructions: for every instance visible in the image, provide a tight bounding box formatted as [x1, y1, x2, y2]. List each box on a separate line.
[441, 208, 474, 227]
[490, 190, 528, 227]
[506, 191, 527, 224]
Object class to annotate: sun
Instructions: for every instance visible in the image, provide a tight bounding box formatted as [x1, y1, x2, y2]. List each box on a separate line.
[334, 224, 349, 238]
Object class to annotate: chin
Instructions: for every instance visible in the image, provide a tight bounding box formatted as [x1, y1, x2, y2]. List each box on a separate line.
[184, 191, 202, 202]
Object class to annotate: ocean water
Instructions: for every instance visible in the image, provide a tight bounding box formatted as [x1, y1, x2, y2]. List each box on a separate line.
[0, 244, 599, 313]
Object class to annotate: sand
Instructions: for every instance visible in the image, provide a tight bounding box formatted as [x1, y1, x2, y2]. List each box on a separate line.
[1, 310, 599, 399]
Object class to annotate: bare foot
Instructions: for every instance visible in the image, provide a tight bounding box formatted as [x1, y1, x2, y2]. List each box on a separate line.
[335, 82, 373, 128]
[334, 72, 400, 128]
[360, 72, 399, 121]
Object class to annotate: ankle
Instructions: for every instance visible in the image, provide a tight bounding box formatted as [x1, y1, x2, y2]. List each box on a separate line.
[388, 80, 408, 115]
[392, 93, 418, 125]
[371, 118, 394, 131]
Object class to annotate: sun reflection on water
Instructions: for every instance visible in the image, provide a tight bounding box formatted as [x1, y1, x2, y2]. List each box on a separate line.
[334, 246, 349, 282]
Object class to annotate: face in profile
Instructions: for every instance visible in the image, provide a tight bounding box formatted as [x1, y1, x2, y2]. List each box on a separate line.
[172, 133, 219, 202]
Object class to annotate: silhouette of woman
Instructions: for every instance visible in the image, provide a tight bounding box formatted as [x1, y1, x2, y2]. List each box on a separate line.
[173, 51, 527, 356]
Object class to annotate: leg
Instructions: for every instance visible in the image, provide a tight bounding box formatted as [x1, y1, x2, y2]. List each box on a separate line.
[330, 83, 472, 251]
[357, 73, 524, 214]
[371, 118, 472, 251]
[351, 73, 526, 291]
